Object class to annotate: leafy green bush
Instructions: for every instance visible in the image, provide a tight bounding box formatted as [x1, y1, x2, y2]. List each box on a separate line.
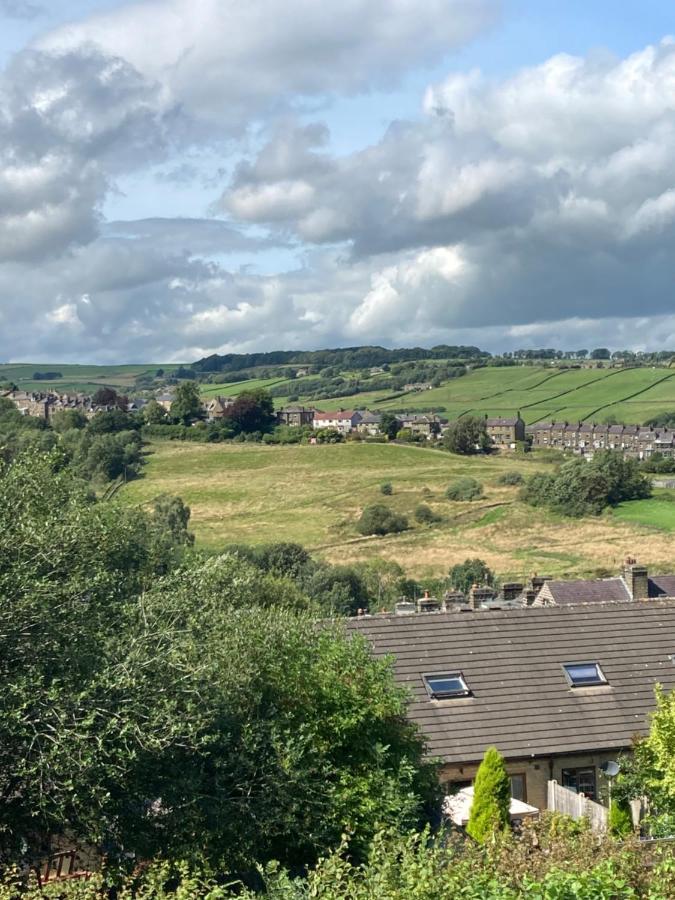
[466, 747, 511, 843]
[414, 503, 438, 524]
[357, 504, 409, 536]
[380, 482, 393, 495]
[446, 477, 484, 501]
[520, 451, 651, 517]
[497, 471, 524, 486]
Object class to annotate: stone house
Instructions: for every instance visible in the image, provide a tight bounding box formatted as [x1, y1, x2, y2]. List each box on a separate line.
[348, 599, 675, 811]
[205, 396, 234, 421]
[276, 405, 316, 427]
[485, 415, 525, 448]
[397, 413, 444, 439]
[357, 411, 382, 435]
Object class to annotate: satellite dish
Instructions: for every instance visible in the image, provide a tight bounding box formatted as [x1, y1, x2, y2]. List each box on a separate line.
[600, 760, 620, 777]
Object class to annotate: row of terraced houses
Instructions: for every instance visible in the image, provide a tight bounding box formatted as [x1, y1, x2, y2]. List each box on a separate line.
[526, 421, 675, 458]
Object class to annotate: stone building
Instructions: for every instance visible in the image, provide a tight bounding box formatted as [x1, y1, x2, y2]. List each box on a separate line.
[485, 415, 525, 448]
[276, 405, 316, 427]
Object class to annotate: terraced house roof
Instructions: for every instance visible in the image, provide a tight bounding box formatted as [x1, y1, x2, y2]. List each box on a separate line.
[347, 601, 675, 765]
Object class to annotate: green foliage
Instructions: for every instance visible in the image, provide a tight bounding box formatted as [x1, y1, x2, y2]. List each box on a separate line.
[608, 797, 633, 838]
[51, 408, 88, 432]
[497, 470, 525, 486]
[305, 564, 369, 615]
[521, 452, 651, 517]
[380, 412, 400, 440]
[448, 557, 496, 593]
[466, 747, 511, 843]
[443, 415, 490, 455]
[143, 399, 168, 424]
[170, 381, 204, 425]
[380, 481, 393, 495]
[356, 504, 409, 536]
[0, 453, 437, 873]
[414, 503, 438, 524]
[446, 476, 484, 501]
[0, 450, 188, 859]
[225, 389, 275, 434]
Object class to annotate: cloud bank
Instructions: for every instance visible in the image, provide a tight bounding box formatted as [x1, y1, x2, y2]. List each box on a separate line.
[1, 2, 675, 362]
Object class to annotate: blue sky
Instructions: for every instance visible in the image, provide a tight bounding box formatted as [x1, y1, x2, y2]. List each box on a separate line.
[2, 0, 675, 362]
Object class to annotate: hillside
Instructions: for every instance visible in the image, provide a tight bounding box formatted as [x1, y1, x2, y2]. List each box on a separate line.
[121, 441, 675, 581]
[214, 364, 675, 425]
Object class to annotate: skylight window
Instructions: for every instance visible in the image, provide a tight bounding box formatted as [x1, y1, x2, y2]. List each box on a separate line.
[562, 662, 607, 687]
[423, 673, 470, 699]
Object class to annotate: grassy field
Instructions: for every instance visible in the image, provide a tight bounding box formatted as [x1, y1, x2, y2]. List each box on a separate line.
[243, 365, 675, 425]
[613, 491, 675, 532]
[120, 441, 675, 582]
[0, 362, 178, 393]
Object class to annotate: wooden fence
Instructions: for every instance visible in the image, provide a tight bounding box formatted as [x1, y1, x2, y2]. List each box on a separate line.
[547, 780, 608, 832]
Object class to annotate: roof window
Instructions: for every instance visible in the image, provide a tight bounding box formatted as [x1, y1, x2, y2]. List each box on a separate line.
[562, 662, 607, 687]
[423, 672, 470, 699]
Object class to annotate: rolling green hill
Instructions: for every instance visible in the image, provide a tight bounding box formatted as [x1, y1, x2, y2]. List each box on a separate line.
[0, 363, 179, 394]
[266, 365, 675, 424]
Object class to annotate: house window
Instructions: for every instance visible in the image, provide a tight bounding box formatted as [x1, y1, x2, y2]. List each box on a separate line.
[423, 672, 470, 699]
[562, 662, 607, 687]
[510, 773, 526, 802]
[562, 767, 597, 801]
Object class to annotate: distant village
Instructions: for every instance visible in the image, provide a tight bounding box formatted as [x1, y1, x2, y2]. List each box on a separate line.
[4, 387, 674, 459]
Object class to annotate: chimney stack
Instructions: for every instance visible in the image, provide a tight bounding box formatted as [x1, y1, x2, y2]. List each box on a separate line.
[622, 556, 649, 600]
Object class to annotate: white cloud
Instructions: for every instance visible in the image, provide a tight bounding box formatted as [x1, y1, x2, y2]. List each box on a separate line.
[38, 0, 498, 131]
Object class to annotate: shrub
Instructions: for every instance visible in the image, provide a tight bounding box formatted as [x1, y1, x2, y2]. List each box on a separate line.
[608, 797, 633, 838]
[466, 746, 511, 843]
[380, 482, 393, 495]
[356, 504, 409, 536]
[414, 504, 438, 524]
[497, 470, 524, 486]
[446, 477, 483, 501]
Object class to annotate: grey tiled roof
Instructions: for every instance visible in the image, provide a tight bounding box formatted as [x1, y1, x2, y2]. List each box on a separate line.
[348, 601, 675, 764]
[542, 578, 631, 604]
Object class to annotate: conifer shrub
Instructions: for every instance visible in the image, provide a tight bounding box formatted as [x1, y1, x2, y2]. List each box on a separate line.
[608, 798, 633, 838]
[466, 746, 511, 843]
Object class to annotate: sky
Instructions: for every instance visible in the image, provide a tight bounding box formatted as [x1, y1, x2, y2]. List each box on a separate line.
[2, 1, 675, 363]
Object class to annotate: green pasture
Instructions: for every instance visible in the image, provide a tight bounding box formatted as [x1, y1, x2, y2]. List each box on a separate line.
[119, 440, 674, 580]
[613, 490, 675, 532]
[0, 362, 177, 393]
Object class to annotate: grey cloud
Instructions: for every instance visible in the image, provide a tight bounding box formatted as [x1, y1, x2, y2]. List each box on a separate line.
[219, 40, 675, 337]
[0, 46, 180, 261]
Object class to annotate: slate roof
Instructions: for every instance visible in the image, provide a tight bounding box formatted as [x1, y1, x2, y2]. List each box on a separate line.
[486, 417, 522, 426]
[541, 578, 631, 605]
[347, 601, 675, 764]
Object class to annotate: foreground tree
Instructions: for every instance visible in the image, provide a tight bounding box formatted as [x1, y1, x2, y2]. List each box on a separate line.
[0, 453, 438, 873]
[466, 747, 511, 843]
